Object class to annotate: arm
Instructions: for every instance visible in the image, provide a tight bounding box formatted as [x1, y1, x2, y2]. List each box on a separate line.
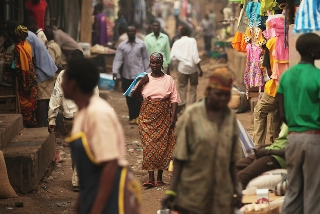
[255, 148, 285, 158]
[192, 39, 202, 76]
[112, 47, 124, 80]
[162, 158, 184, 209]
[276, 93, 287, 124]
[165, 36, 171, 74]
[48, 73, 63, 133]
[90, 160, 118, 214]
[141, 44, 150, 72]
[170, 102, 178, 128]
[131, 76, 149, 99]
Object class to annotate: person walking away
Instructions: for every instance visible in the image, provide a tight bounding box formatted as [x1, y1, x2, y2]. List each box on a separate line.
[173, 0, 181, 32]
[162, 68, 242, 213]
[92, 3, 108, 46]
[145, 21, 171, 74]
[25, 28, 57, 127]
[131, 52, 180, 188]
[24, 16, 48, 46]
[112, 25, 149, 125]
[237, 124, 288, 188]
[48, 49, 99, 191]
[62, 58, 141, 214]
[44, 27, 62, 72]
[25, 0, 47, 30]
[278, 33, 320, 214]
[170, 27, 203, 105]
[209, 10, 217, 49]
[6, 25, 38, 127]
[201, 14, 214, 53]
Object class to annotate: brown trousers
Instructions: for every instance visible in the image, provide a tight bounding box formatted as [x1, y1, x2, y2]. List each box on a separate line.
[236, 154, 281, 189]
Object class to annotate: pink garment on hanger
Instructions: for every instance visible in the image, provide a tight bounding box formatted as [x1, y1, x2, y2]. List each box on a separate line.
[244, 43, 264, 99]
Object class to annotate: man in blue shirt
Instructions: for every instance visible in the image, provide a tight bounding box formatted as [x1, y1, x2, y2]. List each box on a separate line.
[112, 25, 149, 125]
[26, 30, 57, 127]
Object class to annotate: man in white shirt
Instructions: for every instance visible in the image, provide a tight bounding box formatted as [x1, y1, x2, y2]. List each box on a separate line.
[170, 27, 203, 104]
[48, 49, 99, 191]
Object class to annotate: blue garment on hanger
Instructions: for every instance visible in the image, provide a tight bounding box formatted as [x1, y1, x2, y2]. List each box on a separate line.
[294, 0, 320, 33]
[246, 1, 261, 27]
[123, 72, 147, 97]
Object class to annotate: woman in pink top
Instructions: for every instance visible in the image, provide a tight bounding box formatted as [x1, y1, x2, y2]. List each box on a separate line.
[132, 52, 180, 188]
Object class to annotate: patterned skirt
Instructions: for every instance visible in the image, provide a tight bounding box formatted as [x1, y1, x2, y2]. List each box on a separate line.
[138, 99, 176, 170]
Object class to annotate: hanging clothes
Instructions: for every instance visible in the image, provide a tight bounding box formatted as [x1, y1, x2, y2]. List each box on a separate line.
[294, 0, 320, 33]
[134, 0, 146, 26]
[244, 43, 264, 99]
[260, 0, 277, 16]
[237, 0, 250, 33]
[246, 1, 261, 27]
[232, 32, 247, 53]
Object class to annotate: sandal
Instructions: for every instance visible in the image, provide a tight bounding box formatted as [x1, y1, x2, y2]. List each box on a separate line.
[143, 180, 156, 188]
[155, 180, 166, 186]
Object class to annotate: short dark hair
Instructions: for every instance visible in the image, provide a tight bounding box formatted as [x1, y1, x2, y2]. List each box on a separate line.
[153, 20, 161, 26]
[180, 27, 190, 36]
[44, 27, 54, 41]
[65, 58, 99, 94]
[32, 0, 40, 4]
[23, 16, 37, 27]
[296, 33, 320, 57]
[70, 49, 84, 59]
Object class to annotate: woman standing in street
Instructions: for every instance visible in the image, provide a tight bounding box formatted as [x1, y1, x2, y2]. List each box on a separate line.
[132, 52, 180, 188]
[8, 25, 38, 127]
[162, 68, 242, 214]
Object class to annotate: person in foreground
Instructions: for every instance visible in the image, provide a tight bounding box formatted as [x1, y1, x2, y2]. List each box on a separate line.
[63, 58, 141, 214]
[236, 123, 288, 189]
[278, 33, 320, 214]
[132, 52, 180, 188]
[162, 67, 242, 214]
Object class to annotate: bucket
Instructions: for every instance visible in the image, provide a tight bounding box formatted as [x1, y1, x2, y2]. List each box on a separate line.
[78, 42, 91, 57]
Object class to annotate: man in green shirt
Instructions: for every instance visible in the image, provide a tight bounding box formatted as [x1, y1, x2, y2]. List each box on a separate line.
[236, 124, 288, 188]
[277, 33, 320, 214]
[145, 21, 171, 74]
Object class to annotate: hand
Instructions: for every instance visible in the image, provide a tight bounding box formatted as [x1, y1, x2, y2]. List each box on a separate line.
[170, 116, 177, 129]
[139, 75, 149, 86]
[48, 125, 56, 133]
[232, 194, 243, 209]
[198, 69, 203, 77]
[161, 194, 175, 210]
[112, 73, 117, 81]
[270, 135, 275, 143]
[253, 148, 269, 159]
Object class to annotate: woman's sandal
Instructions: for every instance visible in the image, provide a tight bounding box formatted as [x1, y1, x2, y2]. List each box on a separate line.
[143, 180, 156, 188]
[155, 180, 166, 186]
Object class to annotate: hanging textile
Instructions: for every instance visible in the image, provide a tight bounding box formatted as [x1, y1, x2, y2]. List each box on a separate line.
[260, 0, 277, 16]
[294, 0, 320, 33]
[244, 43, 264, 99]
[232, 32, 247, 53]
[237, 0, 250, 33]
[246, 1, 261, 27]
[134, 0, 146, 26]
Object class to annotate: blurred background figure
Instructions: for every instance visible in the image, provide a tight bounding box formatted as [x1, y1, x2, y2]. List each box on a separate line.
[25, 0, 47, 30]
[92, 3, 108, 46]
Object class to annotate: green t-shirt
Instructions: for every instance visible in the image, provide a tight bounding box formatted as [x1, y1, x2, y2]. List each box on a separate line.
[266, 124, 288, 169]
[278, 63, 320, 132]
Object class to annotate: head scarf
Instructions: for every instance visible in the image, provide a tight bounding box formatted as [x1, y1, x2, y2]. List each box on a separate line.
[207, 67, 233, 91]
[149, 52, 164, 69]
[150, 52, 163, 63]
[15, 25, 28, 40]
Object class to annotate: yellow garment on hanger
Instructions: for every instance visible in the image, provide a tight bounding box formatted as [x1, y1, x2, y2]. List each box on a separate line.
[260, 0, 277, 16]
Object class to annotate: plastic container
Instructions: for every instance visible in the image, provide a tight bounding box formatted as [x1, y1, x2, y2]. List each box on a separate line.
[78, 42, 91, 57]
[98, 73, 115, 90]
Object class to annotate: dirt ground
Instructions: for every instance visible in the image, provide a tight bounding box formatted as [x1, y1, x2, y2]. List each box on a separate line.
[0, 16, 258, 214]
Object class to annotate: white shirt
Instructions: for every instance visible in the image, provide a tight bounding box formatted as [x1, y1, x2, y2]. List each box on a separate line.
[36, 28, 48, 47]
[170, 36, 201, 74]
[48, 70, 99, 125]
[174, 0, 181, 9]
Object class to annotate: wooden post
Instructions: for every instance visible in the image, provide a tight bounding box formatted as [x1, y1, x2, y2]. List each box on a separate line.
[287, 0, 294, 24]
[80, 0, 93, 43]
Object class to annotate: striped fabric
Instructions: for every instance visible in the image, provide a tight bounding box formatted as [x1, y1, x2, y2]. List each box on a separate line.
[294, 0, 320, 33]
[237, 119, 255, 157]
